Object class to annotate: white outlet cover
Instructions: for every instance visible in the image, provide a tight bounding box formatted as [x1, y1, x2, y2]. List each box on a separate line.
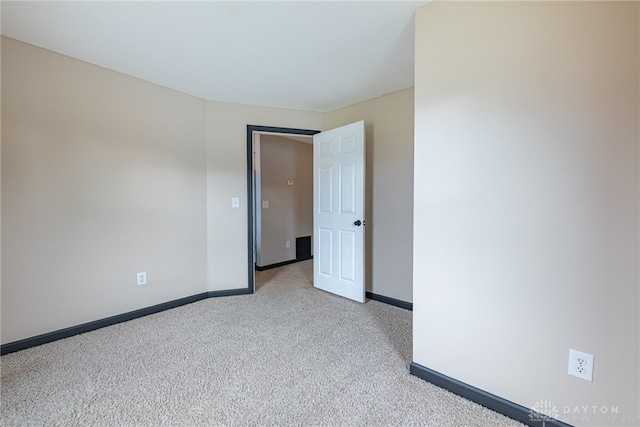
[137, 272, 147, 286]
[568, 349, 594, 382]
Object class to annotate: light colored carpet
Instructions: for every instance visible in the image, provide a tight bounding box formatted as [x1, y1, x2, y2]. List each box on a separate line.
[1, 260, 525, 426]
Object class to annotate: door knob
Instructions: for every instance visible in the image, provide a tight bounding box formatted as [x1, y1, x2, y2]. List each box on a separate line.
[354, 220, 362, 226]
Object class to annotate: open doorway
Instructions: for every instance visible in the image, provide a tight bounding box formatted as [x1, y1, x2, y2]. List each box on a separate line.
[247, 121, 367, 302]
[246, 125, 320, 293]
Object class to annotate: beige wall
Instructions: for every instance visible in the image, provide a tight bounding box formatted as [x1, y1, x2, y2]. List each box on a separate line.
[259, 134, 313, 267]
[0, 37, 326, 342]
[0, 15, 3, 332]
[1, 37, 208, 344]
[325, 88, 414, 302]
[413, 2, 639, 425]
[1, 36, 411, 344]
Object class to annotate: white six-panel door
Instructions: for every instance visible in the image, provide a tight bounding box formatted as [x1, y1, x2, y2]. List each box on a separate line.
[313, 121, 365, 302]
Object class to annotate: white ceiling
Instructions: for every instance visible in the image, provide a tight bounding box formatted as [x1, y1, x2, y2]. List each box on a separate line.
[1, 1, 427, 112]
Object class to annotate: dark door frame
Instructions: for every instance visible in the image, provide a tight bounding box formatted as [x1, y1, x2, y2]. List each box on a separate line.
[246, 125, 320, 293]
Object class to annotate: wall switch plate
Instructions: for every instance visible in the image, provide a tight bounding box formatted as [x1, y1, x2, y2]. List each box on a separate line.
[286, 240, 290, 248]
[231, 197, 240, 208]
[262, 201, 269, 209]
[568, 349, 594, 381]
[137, 272, 147, 286]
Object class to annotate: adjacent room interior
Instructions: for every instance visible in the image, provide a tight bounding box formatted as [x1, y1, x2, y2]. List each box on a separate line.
[253, 131, 314, 271]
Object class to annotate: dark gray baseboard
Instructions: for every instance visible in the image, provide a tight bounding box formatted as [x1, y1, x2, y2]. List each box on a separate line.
[255, 259, 298, 271]
[207, 288, 252, 298]
[1, 288, 251, 356]
[255, 257, 313, 271]
[409, 362, 573, 427]
[366, 292, 412, 311]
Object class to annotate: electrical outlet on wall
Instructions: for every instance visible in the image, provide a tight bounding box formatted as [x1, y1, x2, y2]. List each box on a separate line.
[568, 349, 594, 381]
[137, 272, 147, 286]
